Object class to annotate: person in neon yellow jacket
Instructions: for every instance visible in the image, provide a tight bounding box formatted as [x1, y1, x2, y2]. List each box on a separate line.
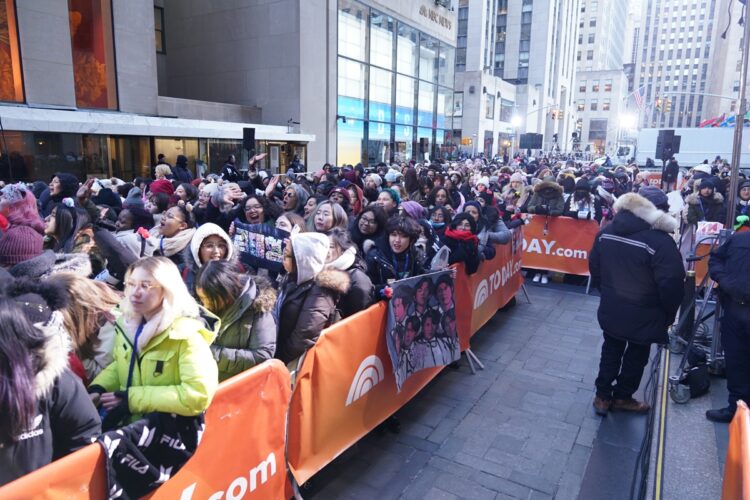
[88, 256, 219, 428]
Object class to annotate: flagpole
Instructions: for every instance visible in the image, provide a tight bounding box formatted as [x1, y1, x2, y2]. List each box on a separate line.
[726, 12, 750, 227]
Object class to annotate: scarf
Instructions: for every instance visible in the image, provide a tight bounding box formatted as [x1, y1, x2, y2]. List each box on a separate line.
[444, 227, 479, 245]
[150, 227, 196, 257]
[325, 246, 356, 271]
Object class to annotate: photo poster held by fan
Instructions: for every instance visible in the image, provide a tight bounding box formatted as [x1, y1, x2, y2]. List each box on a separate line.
[232, 222, 289, 272]
[386, 270, 460, 391]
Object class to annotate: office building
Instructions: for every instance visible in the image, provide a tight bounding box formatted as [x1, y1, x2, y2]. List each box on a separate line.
[573, 0, 629, 155]
[633, 0, 724, 128]
[453, 0, 517, 158]
[493, 0, 581, 152]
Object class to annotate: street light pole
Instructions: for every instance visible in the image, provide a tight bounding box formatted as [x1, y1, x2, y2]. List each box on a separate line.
[726, 13, 750, 228]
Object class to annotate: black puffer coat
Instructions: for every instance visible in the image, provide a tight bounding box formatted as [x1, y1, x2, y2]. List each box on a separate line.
[0, 318, 101, 486]
[326, 248, 374, 318]
[589, 193, 685, 345]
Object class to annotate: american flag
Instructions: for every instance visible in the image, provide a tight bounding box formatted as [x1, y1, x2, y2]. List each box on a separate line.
[632, 86, 645, 110]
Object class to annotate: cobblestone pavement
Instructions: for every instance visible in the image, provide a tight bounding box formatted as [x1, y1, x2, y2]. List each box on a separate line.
[307, 284, 605, 500]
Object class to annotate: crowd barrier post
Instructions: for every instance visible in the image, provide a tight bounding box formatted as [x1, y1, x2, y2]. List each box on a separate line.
[0, 360, 292, 500]
[521, 216, 599, 276]
[722, 401, 750, 499]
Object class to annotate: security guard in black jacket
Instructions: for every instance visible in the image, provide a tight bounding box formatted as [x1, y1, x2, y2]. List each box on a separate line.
[589, 187, 685, 416]
[707, 230, 750, 422]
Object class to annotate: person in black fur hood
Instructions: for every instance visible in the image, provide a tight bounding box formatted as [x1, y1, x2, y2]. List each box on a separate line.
[40, 173, 80, 217]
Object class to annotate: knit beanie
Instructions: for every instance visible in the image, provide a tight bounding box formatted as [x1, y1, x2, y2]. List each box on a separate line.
[638, 186, 669, 209]
[124, 187, 144, 209]
[382, 187, 401, 206]
[367, 173, 383, 188]
[400, 200, 425, 220]
[0, 225, 44, 267]
[510, 172, 526, 184]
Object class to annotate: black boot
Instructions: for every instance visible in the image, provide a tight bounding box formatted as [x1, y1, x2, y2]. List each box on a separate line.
[706, 406, 735, 423]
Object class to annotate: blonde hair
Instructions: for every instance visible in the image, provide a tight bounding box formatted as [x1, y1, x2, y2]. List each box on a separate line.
[49, 273, 122, 359]
[155, 164, 172, 178]
[124, 256, 199, 321]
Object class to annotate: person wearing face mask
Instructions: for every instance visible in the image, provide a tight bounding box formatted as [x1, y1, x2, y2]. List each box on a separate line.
[563, 179, 603, 223]
[274, 233, 351, 363]
[428, 206, 452, 240]
[733, 180, 750, 230]
[443, 213, 481, 274]
[589, 187, 684, 416]
[366, 215, 428, 292]
[178, 222, 235, 295]
[324, 228, 374, 318]
[685, 177, 727, 225]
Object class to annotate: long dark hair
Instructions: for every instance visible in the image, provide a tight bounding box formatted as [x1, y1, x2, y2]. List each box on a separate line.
[0, 297, 46, 444]
[50, 204, 86, 253]
[195, 260, 247, 315]
[240, 194, 283, 224]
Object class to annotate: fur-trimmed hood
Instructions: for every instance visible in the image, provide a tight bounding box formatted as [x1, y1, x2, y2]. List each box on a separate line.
[685, 191, 724, 206]
[314, 268, 351, 295]
[533, 180, 563, 194]
[34, 311, 72, 399]
[614, 193, 679, 233]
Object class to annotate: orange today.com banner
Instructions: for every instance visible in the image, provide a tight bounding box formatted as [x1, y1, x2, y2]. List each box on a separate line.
[0, 360, 292, 500]
[722, 401, 750, 500]
[522, 215, 599, 276]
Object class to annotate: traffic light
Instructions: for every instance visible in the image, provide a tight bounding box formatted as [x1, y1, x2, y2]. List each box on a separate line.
[664, 98, 672, 113]
[557, 109, 564, 120]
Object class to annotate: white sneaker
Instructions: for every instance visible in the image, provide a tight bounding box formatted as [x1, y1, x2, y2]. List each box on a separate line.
[541, 275, 549, 285]
[532, 274, 541, 283]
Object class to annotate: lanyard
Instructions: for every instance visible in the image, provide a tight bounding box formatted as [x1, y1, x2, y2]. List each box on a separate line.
[125, 321, 145, 390]
[392, 252, 410, 280]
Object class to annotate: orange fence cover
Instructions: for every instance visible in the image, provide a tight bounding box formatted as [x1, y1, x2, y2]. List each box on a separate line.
[722, 401, 750, 500]
[286, 302, 443, 484]
[522, 215, 599, 276]
[0, 441, 106, 500]
[0, 360, 291, 500]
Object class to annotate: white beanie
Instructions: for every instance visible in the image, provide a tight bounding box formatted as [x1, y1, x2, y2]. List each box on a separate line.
[367, 173, 383, 187]
[290, 232, 329, 285]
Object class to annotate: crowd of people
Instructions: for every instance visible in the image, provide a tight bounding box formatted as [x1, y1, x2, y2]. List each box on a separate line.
[0, 150, 747, 486]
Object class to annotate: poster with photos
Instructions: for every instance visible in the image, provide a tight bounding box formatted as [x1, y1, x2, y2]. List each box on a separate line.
[385, 270, 460, 391]
[232, 222, 289, 272]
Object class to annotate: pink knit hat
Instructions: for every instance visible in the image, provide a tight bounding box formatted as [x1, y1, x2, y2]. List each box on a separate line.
[0, 224, 44, 267]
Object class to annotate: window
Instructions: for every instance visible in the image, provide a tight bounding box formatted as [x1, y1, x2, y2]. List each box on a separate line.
[590, 99, 598, 111]
[452, 92, 464, 117]
[588, 33, 595, 43]
[419, 35, 438, 82]
[338, 0, 368, 61]
[368, 67, 392, 122]
[68, 0, 118, 109]
[154, 6, 165, 54]
[590, 19, 596, 27]
[370, 11, 394, 69]
[0, 0, 24, 102]
[577, 51, 582, 61]
[602, 99, 610, 111]
[577, 100, 585, 111]
[604, 79, 612, 92]
[397, 22, 418, 76]
[579, 80, 586, 92]
[592, 80, 600, 91]
[485, 93, 495, 119]
[587, 50, 594, 60]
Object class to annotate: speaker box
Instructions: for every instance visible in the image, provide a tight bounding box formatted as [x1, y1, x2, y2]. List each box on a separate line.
[243, 127, 256, 151]
[419, 137, 429, 153]
[655, 129, 675, 161]
[520, 133, 543, 149]
[672, 135, 681, 155]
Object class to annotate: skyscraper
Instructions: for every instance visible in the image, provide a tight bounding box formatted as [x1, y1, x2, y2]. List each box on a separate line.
[456, 0, 580, 155]
[573, 0, 629, 155]
[633, 0, 723, 128]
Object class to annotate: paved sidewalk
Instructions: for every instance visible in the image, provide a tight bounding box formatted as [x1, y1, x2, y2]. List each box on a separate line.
[307, 285, 605, 499]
